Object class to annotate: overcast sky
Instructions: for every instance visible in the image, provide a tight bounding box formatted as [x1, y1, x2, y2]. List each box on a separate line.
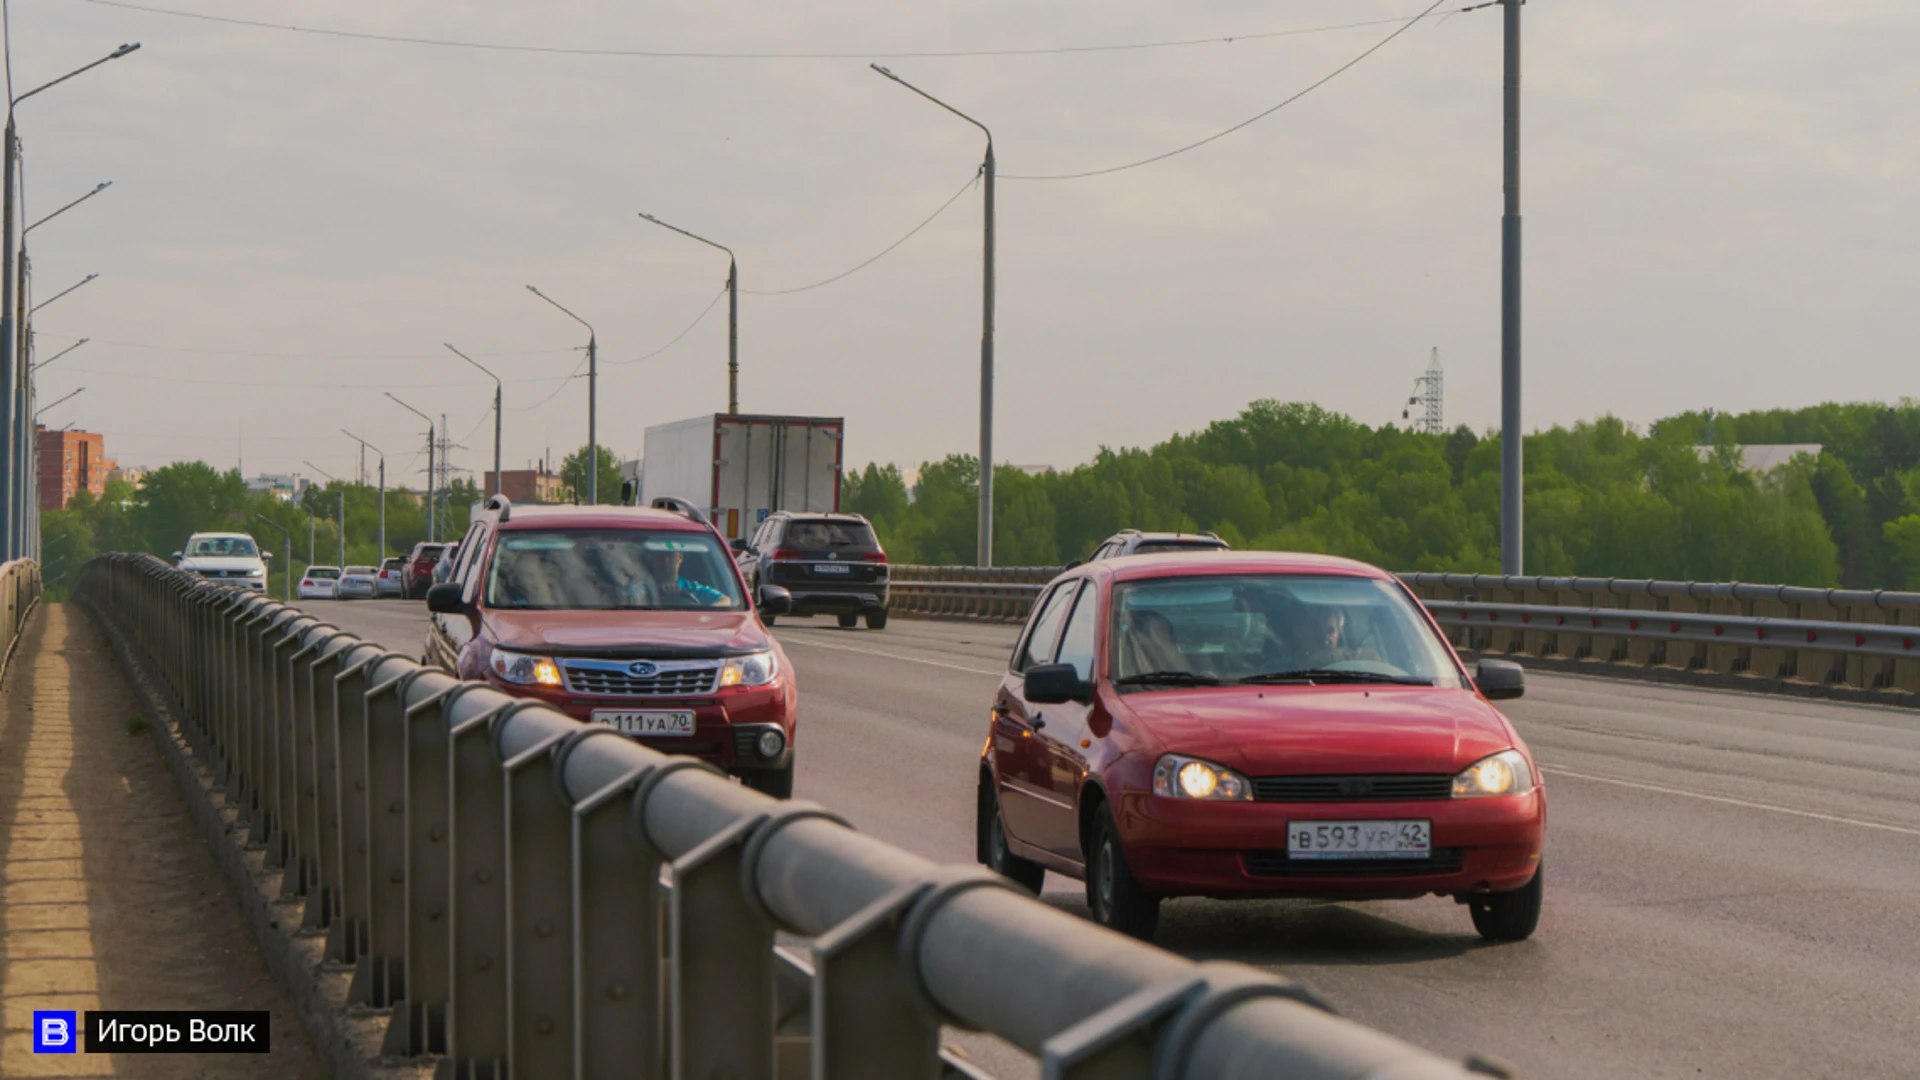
[10, 0, 1917, 486]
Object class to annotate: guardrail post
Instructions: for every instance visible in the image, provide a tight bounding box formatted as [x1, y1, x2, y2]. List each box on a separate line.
[353, 664, 430, 1010]
[809, 881, 944, 1079]
[330, 644, 393, 965]
[380, 679, 474, 1059]
[665, 812, 778, 1080]
[501, 717, 581, 1079]
[443, 700, 521, 1078]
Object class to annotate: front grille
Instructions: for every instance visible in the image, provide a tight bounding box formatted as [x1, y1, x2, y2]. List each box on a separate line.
[1243, 848, 1465, 877]
[194, 568, 251, 579]
[1251, 775, 1454, 802]
[561, 660, 719, 697]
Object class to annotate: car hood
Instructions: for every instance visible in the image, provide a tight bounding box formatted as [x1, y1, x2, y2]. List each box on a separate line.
[179, 556, 264, 572]
[1115, 686, 1515, 776]
[479, 608, 769, 658]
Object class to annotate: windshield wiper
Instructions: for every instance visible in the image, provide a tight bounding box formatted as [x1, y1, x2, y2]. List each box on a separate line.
[1113, 670, 1222, 687]
[1239, 669, 1434, 686]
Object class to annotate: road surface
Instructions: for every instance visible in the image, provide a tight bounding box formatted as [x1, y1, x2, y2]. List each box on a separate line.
[296, 599, 1920, 1079]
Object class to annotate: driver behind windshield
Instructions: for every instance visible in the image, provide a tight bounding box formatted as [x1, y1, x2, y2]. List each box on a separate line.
[633, 546, 729, 608]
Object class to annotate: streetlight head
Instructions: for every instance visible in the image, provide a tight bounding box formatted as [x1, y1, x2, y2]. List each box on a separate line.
[95, 181, 111, 193]
[638, 212, 657, 222]
[112, 43, 142, 57]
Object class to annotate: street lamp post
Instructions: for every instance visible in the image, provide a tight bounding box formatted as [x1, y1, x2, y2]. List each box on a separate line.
[33, 385, 83, 418]
[526, 286, 600, 503]
[1499, 0, 1524, 575]
[636, 214, 738, 416]
[342, 430, 385, 557]
[30, 338, 86, 373]
[444, 344, 502, 498]
[252, 514, 293, 602]
[386, 392, 436, 541]
[304, 460, 344, 567]
[0, 41, 139, 561]
[871, 65, 996, 568]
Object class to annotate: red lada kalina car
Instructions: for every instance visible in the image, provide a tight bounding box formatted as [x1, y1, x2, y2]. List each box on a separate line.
[976, 552, 1544, 941]
[425, 496, 799, 796]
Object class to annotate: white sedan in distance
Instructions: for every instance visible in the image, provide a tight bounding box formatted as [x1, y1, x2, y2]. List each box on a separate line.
[337, 565, 379, 599]
[376, 557, 407, 597]
[299, 566, 341, 600]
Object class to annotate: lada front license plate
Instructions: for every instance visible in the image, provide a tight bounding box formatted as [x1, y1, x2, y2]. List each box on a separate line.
[1287, 820, 1431, 860]
[592, 710, 696, 736]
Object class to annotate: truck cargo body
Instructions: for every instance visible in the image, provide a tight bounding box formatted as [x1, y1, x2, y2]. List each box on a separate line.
[640, 414, 844, 541]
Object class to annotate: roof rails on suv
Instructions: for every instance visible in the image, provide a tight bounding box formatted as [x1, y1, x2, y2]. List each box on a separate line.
[650, 496, 709, 525]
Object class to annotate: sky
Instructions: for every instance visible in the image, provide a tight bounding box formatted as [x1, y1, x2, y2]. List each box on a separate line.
[9, 0, 1918, 488]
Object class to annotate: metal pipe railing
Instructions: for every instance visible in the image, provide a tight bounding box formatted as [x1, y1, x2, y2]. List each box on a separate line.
[74, 552, 1490, 1080]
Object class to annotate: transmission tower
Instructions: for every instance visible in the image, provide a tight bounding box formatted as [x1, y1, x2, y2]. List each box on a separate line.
[430, 414, 466, 541]
[1403, 348, 1444, 435]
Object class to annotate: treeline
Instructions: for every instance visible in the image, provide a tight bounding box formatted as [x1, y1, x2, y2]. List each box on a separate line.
[845, 399, 1920, 589]
[41, 461, 482, 599]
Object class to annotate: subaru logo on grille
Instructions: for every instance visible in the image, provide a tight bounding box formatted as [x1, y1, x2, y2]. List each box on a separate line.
[627, 661, 659, 678]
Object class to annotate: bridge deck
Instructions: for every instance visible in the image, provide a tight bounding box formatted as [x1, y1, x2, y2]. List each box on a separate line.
[0, 605, 321, 1078]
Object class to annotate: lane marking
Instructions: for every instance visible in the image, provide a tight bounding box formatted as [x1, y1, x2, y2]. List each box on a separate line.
[1543, 764, 1920, 838]
[778, 635, 1005, 676]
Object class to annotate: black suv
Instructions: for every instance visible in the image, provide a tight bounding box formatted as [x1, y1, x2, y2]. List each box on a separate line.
[1085, 529, 1230, 561]
[735, 512, 889, 629]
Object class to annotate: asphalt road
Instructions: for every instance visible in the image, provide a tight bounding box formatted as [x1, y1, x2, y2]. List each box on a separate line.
[297, 599, 1920, 1079]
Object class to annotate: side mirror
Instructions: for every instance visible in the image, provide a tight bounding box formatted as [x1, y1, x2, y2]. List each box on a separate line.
[757, 584, 793, 617]
[729, 537, 749, 553]
[1024, 663, 1093, 705]
[260, 551, 273, 560]
[620, 479, 635, 505]
[172, 550, 183, 560]
[425, 583, 468, 615]
[1475, 658, 1525, 700]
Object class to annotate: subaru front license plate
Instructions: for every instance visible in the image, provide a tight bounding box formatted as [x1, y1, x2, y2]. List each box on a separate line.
[1287, 820, 1431, 859]
[592, 710, 696, 736]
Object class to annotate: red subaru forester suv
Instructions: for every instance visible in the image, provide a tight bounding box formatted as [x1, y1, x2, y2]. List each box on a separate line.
[425, 496, 798, 796]
[976, 551, 1545, 942]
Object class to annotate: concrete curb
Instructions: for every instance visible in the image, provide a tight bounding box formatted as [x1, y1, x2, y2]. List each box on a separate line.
[79, 596, 431, 1080]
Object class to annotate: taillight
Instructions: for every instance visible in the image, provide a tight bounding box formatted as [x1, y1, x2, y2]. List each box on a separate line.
[862, 551, 888, 563]
[301, 579, 313, 587]
[770, 549, 801, 560]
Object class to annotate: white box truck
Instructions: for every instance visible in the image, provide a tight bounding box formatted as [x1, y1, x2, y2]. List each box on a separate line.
[640, 414, 845, 541]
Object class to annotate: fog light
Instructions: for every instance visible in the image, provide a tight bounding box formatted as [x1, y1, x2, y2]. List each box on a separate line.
[756, 729, 786, 758]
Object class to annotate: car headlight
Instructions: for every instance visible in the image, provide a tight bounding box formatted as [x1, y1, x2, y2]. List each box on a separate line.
[719, 649, 779, 688]
[1452, 749, 1535, 798]
[247, 567, 266, 577]
[490, 648, 562, 688]
[1151, 753, 1252, 801]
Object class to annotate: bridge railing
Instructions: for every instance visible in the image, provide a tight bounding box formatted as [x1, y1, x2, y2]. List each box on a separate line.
[0, 557, 43, 682]
[75, 552, 1491, 1080]
[886, 564, 1920, 700]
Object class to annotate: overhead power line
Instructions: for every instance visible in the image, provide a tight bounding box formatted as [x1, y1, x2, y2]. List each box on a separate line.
[608, 285, 728, 366]
[742, 170, 981, 296]
[83, 337, 576, 360]
[79, 0, 1437, 60]
[1003, 0, 1450, 181]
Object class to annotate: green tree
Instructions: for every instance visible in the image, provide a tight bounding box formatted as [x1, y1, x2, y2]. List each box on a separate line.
[560, 445, 624, 505]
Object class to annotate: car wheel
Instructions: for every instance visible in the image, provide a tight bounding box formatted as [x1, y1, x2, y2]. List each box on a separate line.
[1086, 802, 1159, 940]
[837, 613, 860, 630]
[743, 764, 794, 799]
[866, 610, 889, 631]
[977, 776, 1044, 894]
[1469, 862, 1544, 942]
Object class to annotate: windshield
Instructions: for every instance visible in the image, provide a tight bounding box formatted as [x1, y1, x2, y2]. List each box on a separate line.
[188, 536, 258, 558]
[485, 528, 746, 611]
[345, 566, 376, 575]
[1131, 540, 1227, 556]
[1110, 574, 1464, 688]
[783, 520, 877, 549]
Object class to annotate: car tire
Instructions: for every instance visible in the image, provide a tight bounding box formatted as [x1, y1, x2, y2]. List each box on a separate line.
[1086, 802, 1159, 941]
[743, 764, 794, 799]
[1469, 862, 1544, 941]
[837, 613, 859, 630]
[977, 776, 1045, 894]
[866, 610, 889, 631]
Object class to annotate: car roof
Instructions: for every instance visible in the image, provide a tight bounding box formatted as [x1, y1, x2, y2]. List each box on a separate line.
[776, 512, 869, 522]
[1089, 550, 1390, 583]
[493, 505, 712, 531]
[188, 531, 254, 540]
[1119, 531, 1225, 543]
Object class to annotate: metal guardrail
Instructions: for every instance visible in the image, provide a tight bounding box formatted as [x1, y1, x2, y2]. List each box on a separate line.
[885, 564, 1920, 698]
[0, 557, 43, 683]
[75, 552, 1492, 1080]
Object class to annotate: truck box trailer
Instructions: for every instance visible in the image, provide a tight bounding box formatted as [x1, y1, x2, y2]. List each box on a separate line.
[640, 414, 844, 541]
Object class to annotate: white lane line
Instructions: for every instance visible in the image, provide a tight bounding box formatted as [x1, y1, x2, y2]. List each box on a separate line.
[1543, 764, 1920, 837]
[778, 635, 1005, 676]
